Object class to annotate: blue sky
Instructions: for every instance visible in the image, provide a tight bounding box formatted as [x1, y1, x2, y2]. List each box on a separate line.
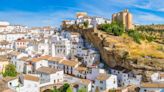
[0, 0, 164, 27]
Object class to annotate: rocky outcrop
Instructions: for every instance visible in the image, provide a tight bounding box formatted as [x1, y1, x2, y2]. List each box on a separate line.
[64, 27, 164, 81]
[65, 28, 164, 71]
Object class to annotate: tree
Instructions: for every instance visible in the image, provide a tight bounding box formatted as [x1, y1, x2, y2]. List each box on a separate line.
[78, 87, 87, 92]
[83, 21, 89, 28]
[127, 29, 142, 44]
[66, 86, 73, 92]
[59, 83, 70, 92]
[3, 64, 17, 77]
[99, 22, 124, 36]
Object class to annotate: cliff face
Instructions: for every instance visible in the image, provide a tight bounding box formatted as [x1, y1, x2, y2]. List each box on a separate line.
[67, 28, 164, 72]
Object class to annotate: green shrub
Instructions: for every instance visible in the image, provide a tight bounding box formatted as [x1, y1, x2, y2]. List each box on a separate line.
[146, 35, 154, 42]
[99, 22, 124, 36]
[3, 64, 17, 77]
[127, 29, 142, 44]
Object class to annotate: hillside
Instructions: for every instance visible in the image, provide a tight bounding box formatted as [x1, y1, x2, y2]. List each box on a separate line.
[63, 24, 164, 81]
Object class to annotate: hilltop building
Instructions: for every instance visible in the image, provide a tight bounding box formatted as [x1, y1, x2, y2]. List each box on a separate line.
[76, 12, 87, 18]
[112, 9, 134, 30]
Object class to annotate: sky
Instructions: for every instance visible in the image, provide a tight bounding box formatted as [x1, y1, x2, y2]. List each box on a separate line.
[0, 0, 164, 27]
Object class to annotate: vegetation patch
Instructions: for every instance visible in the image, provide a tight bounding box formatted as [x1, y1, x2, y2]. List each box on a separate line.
[98, 21, 124, 36]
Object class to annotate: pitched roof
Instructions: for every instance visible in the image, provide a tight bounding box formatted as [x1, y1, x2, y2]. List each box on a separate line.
[79, 79, 91, 85]
[96, 73, 110, 81]
[24, 75, 39, 82]
[159, 73, 164, 79]
[48, 57, 63, 63]
[141, 83, 164, 88]
[70, 32, 80, 35]
[36, 66, 61, 74]
[75, 66, 88, 72]
[20, 57, 30, 61]
[61, 60, 79, 67]
[2, 89, 14, 92]
[0, 55, 9, 62]
[39, 55, 51, 60]
[9, 51, 20, 56]
[30, 57, 43, 62]
[0, 40, 10, 45]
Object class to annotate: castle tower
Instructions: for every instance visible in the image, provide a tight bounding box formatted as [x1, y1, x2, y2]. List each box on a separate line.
[112, 9, 134, 30]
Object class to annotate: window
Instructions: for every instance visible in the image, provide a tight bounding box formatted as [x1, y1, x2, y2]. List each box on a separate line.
[144, 89, 147, 92]
[100, 87, 103, 90]
[49, 65, 52, 68]
[9, 82, 12, 86]
[100, 81, 103, 84]
[113, 80, 115, 84]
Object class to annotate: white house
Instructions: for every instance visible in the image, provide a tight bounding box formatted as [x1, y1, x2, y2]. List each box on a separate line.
[6, 32, 26, 42]
[74, 66, 88, 79]
[60, 59, 79, 75]
[151, 72, 164, 83]
[73, 79, 92, 92]
[8, 74, 40, 92]
[14, 39, 31, 52]
[110, 66, 142, 87]
[77, 48, 100, 67]
[91, 17, 111, 25]
[51, 35, 71, 58]
[9, 51, 28, 66]
[16, 56, 31, 73]
[36, 66, 64, 86]
[86, 67, 106, 81]
[76, 16, 93, 28]
[47, 56, 63, 69]
[139, 83, 164, 92]
[0, 48, 12, 55]
[64, 74, 92, 92]
[61, 31, 84, 58]
[62, 20, 75, 26]
[37, 41, 50, 55]
[0, 21, 10, 32]
[0, 40, 13, 49]
[28, 55, 50, 73]
[93, 73, 118, 92]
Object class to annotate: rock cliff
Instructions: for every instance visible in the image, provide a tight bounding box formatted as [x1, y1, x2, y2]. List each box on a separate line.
[64, 27, 164, 81]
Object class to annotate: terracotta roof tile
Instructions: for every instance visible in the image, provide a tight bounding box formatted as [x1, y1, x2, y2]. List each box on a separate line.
[141, 83, 164, 88]
[48, 57, 63, 63]
[24, 75, 39, 82]
[61, 60, 79, 67]
[79, 79, 91, 85]
[36, 66, 61, 74]
[75, 66, 88, 72]
[96, 73, 110, 81]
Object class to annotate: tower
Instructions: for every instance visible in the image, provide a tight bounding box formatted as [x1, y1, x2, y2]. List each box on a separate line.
[112, 9, 134, 30]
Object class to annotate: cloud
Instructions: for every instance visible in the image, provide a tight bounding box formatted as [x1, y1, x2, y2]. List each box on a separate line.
[0, 10, 75, 27]
[134, 13, 164, 24]
[158, 8, 164, 12]
[0, 0, 164, 27]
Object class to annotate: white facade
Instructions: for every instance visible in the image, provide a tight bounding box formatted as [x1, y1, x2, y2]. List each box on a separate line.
[61, 31, 84, 58]
[151, 72, 164, 83]
[77, 48, 100, 67]
[140, 83, 164, 92]
[140, 88, 164, 92]
[111, 68, 142, 87]
[86, 67, 105, 81]
[37, 42, 50, 55]
[51, 35, 71, 57]
[8, 75, 40, 92]
[33, 60, 49, 71]
[93, 73, 118, 92]
[0, 32, 26, 42]
[91, 17, 111, 25]
[36, 67, 64, 86]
